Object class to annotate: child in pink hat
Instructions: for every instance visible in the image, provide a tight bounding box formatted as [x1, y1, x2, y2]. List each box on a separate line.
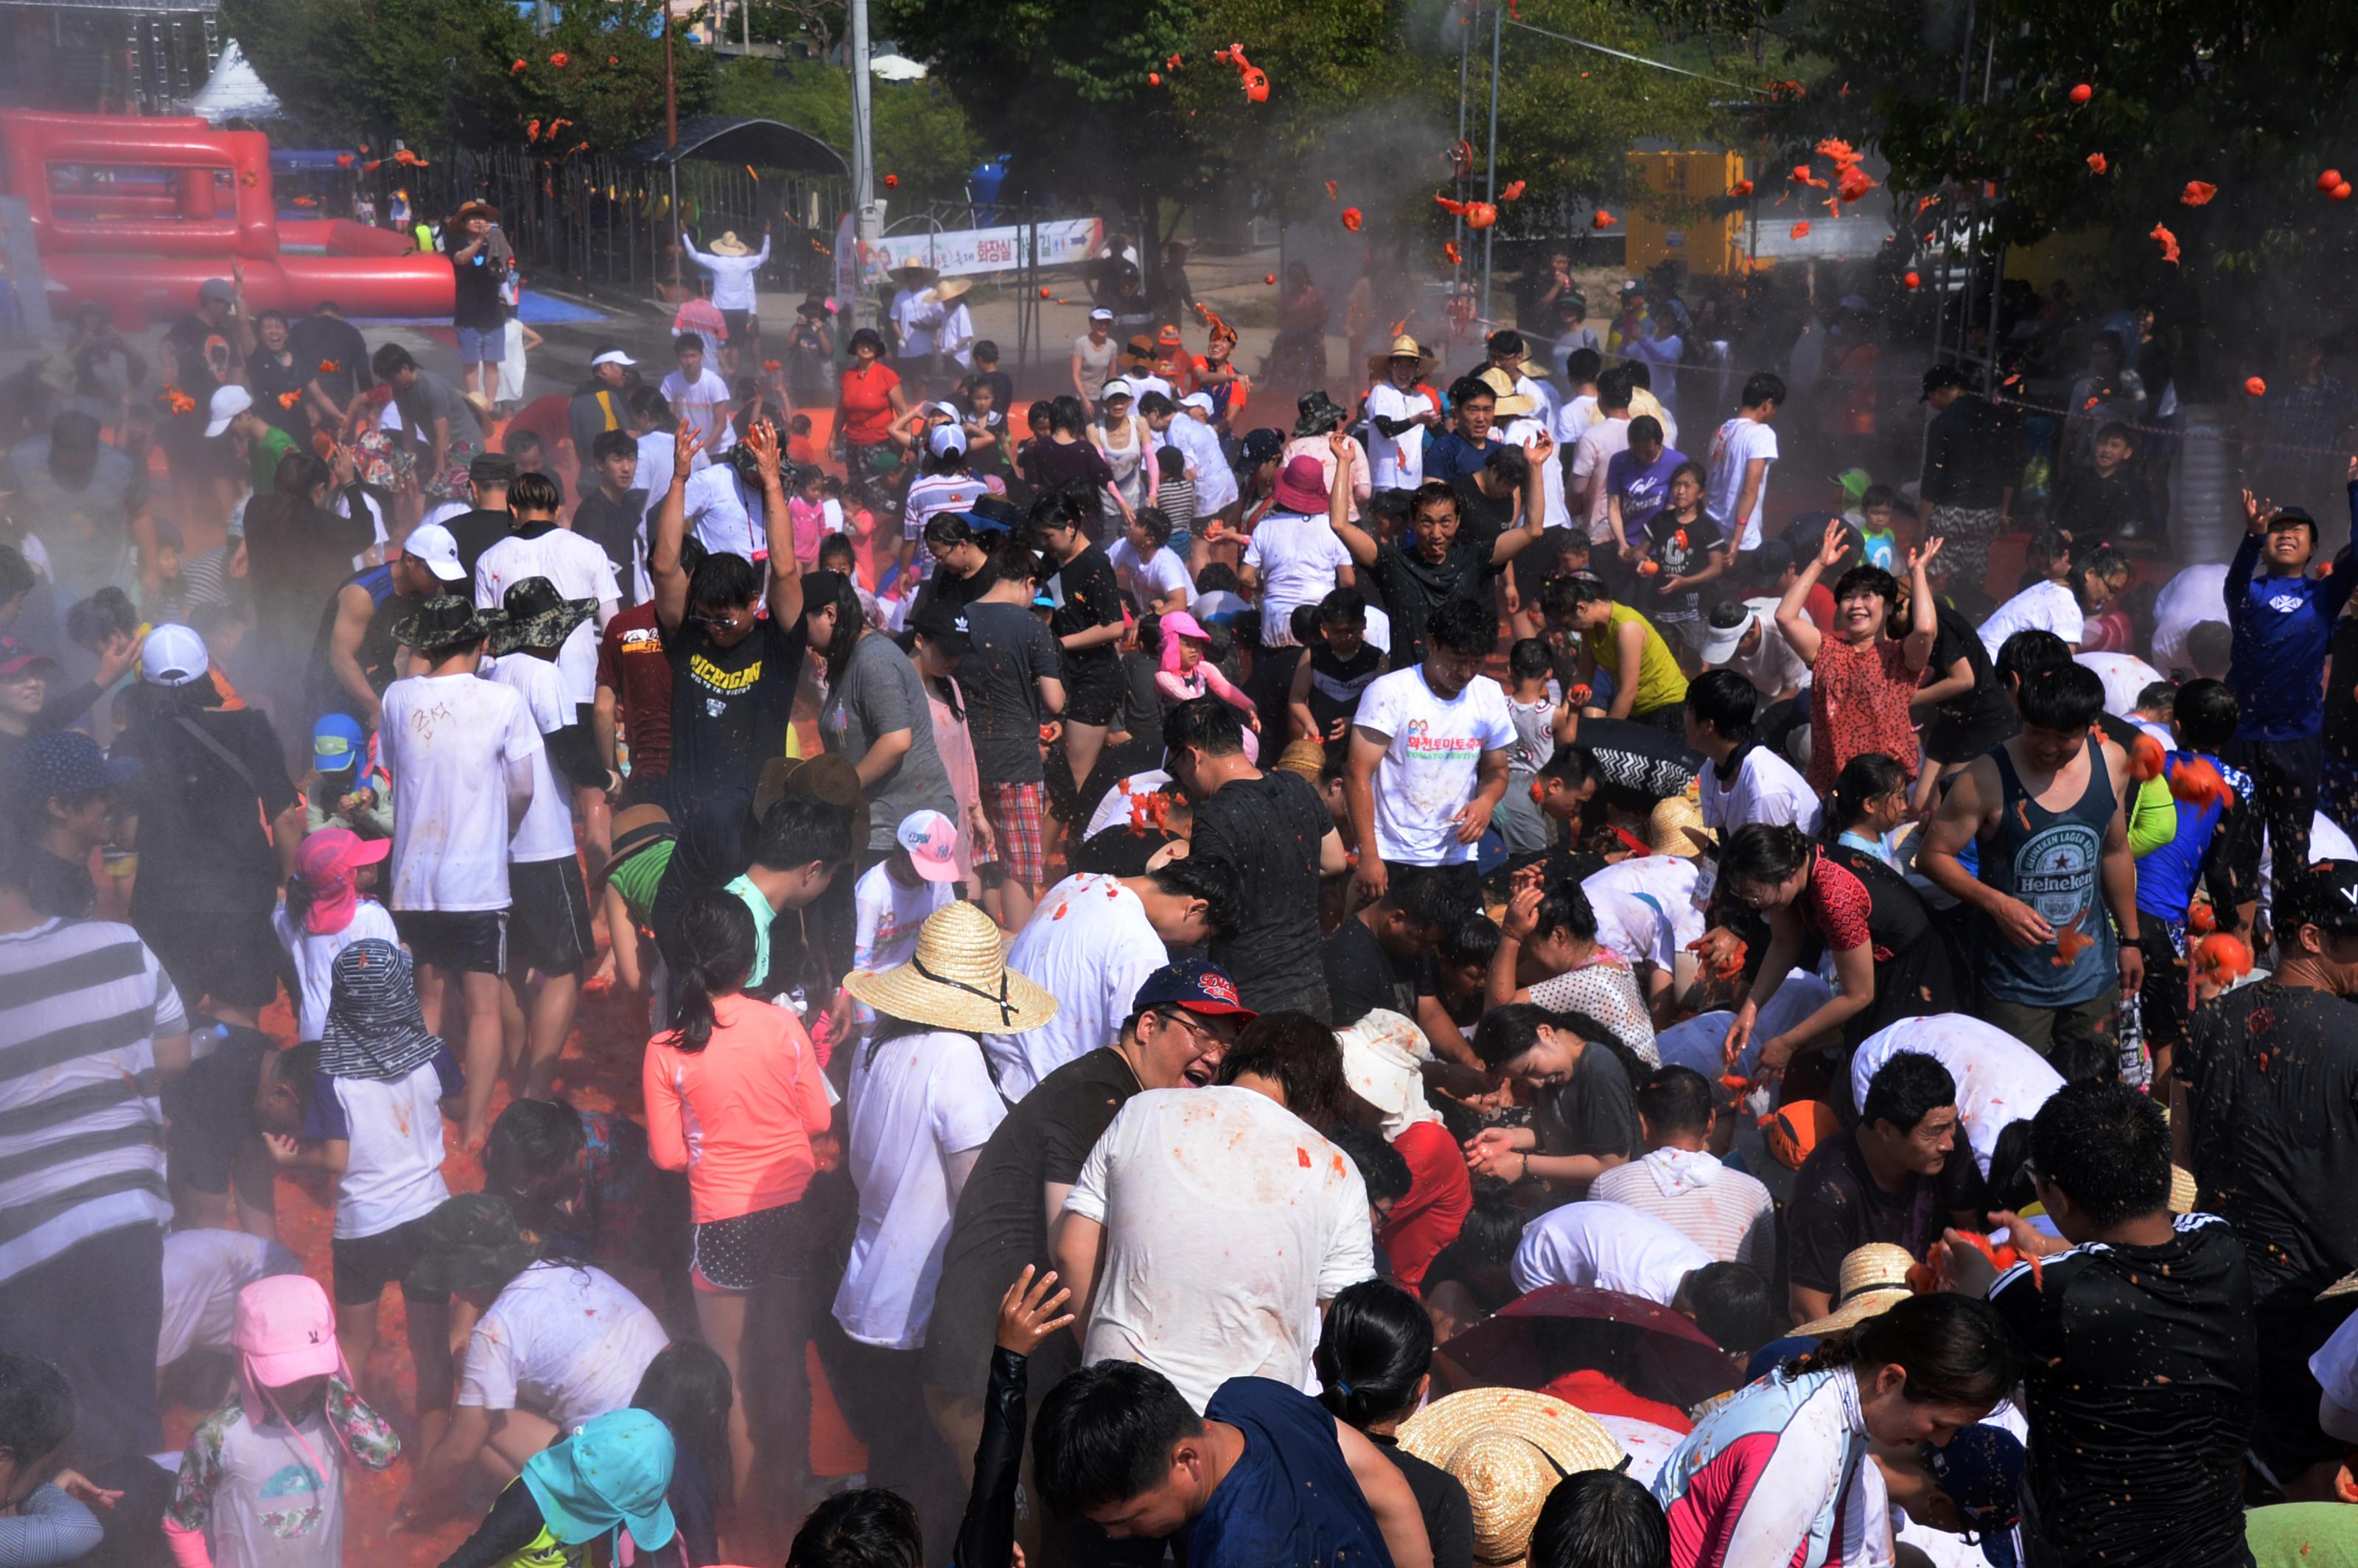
[1152, 609, 1258, 725]
[164, 1275, 398, 1568]
[270, 827, 397, 1044]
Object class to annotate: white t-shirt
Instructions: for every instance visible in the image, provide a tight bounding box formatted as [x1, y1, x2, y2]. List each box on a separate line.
[890, 290, 944, 356]
[1509, 1200, 1712, 1304]
[1164, 415, 1236, 514]
[1557, 393, 1601, 447]
[307, 1050, 461, 1239]
[158, 1228, 301, 1367]
[660, 366, 732, 449]
[270, 898, 399, 1043]
[1365, 383, 1436, 489]
[1066, 1086, 1376, 1413]
[1849, 1014, 2065, 1177]
[473, 526, 620, 707]
[1107, 536, 1194, 612]
[2075, 651, 2166, 721]
[851, 861, 954, 981]
[1084, 770, 1172, 841]
[834, 1027, 1006, 1348]
[1581, 855, 1705, 971]
[335, 488, 390, 554]
[484, 655, 578, 863]
[1655, 973, 1833, 1081]
[1705, 416, 1780, 550]
[1500, 414, 1571, 530]
[1700, 746, 1823, 837]
[458, 1261, 668, 1428]
[2309, 1308, 2358, 1420]
[1245, 513, 1353, 646]
[1355, 668, 1516, 867]
[1977, 580, 2085, 659]
[380, 673, 542, 912]
[682, 464, 768, 563]
[1715, 595, 1811, 697]
[1572, 417, 1633, 540]
[984, 872, 1169, 1099]
[2150, 563, 2231, 673]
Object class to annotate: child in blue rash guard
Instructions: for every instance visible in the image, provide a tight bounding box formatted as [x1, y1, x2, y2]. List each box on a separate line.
[2130, 678, 2254, 1080]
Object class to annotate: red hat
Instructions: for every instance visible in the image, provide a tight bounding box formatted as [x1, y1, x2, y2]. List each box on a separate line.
[1273, 455, 1331, 514]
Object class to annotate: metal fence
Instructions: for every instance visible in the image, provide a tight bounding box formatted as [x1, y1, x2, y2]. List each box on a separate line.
[387, 142, 848, 307]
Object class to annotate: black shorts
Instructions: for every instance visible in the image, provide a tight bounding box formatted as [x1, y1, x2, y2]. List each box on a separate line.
[395, 909, 507, 976]
[690, 1200, 819, 1292]
[1063, 657, 1124, 727]
[163, 1028, 272, 1195]
[509, 858, 593, 976]
[2133, 925, 2192, 1049]
[332, 1213, 442, 1306]
[722, 308, 758, 343]
[139, 910, 284, 1010]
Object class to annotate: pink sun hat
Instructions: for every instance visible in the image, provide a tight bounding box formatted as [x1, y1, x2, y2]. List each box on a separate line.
[1273, 455, 1331, 514]
[895, 809, 962, 882]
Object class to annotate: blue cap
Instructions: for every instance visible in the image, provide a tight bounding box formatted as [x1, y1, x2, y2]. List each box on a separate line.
[1476, 827, 1509, 876]
[1925, 1423, 2025, 1568]
[1130, 958, 1256, 1022]
[7, 731, 139, 799]
[312, 713, 365, 774]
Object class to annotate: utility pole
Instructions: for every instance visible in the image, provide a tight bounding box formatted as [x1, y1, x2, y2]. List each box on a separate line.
[1454, 0, 1472, 292]
[665, 1, 680, 299]
[1482, 0, 1502, 324]
[850, 0, 881, 326]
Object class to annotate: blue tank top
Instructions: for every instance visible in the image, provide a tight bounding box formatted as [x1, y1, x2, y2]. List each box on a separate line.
[2135, 751, 2252, 920]
[1186, 1378, 1393, 1568]
[1977, 737, 2116, 1007]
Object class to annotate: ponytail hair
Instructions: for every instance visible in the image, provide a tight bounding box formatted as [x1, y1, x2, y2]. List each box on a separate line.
[1315, 1280, 1433, 1429]
[1783, 1292, 2020, 1410]
[1721, 821, 1814, 896]
[665, 889, 758, 1053]
[1820, 752, 1909, 844]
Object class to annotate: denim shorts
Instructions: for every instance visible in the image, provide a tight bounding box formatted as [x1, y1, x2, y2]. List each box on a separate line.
[455, 323, 499, 363]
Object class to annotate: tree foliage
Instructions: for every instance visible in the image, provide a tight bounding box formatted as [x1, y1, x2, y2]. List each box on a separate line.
[716, 58, 983, 204]
[223, 0, 716, 153]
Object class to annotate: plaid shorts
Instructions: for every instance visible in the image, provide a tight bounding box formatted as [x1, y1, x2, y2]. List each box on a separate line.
[983, 780, 1046, 889]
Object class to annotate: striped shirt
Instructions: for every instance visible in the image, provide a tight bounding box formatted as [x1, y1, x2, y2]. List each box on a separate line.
[0, 918, 186, 1284]
[1589, 1149, 1778, 1270]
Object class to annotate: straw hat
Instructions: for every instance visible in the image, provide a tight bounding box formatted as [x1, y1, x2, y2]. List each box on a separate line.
[889, 261, 940, 285]
[1646, 796, 1712, 859]
[1474, 364, 1537, 419]
[926, 276, 974, 304]
[1398, 1390, 1625, 1568]
[1365, 332, 1439, 379]
[2169, 1163, 2197, 1216]
[1792, 1242, 1917, 1337]
[1273, 737, 1329, 785]
[843, 902, 1057, 1035]
[709, 230, 751, 256]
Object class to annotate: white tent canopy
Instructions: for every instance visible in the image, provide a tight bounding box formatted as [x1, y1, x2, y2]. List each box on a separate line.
[183, 39, 281, 123]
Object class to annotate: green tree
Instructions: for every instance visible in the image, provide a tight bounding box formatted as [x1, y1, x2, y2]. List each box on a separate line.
[223, 0, 714, 152]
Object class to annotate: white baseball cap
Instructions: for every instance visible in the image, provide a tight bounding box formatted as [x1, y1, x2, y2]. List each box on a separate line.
[591, 349, 637, 368]
[1180, 391, 1215, 413]
[204, 384, 253, 438]
[1088, 307, 1114, 321]
[926, 423, 969, 458]
[402, 522, 468, 584]
[1700, 597, 1777, 666]
[140, 623, 209, 686]
[895, 809, 961, 882]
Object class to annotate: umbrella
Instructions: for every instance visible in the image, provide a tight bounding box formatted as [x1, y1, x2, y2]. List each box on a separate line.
[1435, 1284, 1742, 1411]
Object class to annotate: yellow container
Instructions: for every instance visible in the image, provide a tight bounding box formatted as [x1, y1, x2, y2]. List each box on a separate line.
[1623, 150, 1748, 276]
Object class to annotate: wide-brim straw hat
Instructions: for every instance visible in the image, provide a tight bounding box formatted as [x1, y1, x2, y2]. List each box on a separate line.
[890, 261, 941, 285]
[844, 901, 1058, 1035]
[2169, 1163, 2197, 1216]
[1792, 1242, 1918, 1337]
[1366, 332, 1439, 379]
[709, 230, 751, 256]
[1399, 1389, 1626, 1568]
[1646, 795, 1712, 859]
[1474, 364, 1538, 419]
[926, 276, 974, 304]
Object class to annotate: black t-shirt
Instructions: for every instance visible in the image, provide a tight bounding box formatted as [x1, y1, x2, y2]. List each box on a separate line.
[1307, 640, 1385, 769]
[287, 314, 369, 410]
[1189, 770, 1332, 1011]
[446, 231, 508, 332]
[1530, 1038, 1642, 1162]
[1324, 915, 1422, 1027]
[962, 601, 1062, 785]
[1920, 394, 2018, 509]
[1365, 540, 1498, 665]
[27, 847, 93, 919]
[116, 707, 299, 917]
[1369, 1435, 1475, 1568]
[1449, 475, 1517, 553]
[1022, 438, 1116, 502]
[1787, 1127, 1987, 1295]
[909, 561, 998, 631]
[1115, 651, 1160, 739]
[161, 1024, 273, 1194]
[1989, 1214, 2256, 1568]
[444, 508, 513, 581]
[2328, 614, 2358, 760]
[2178, 981, 2358, 1312]
[571, 488, 647, 595]
[1925, 598, 2018, 753]
[1641, 508, 1724, 622]
[242, 500, 372, 648]
[923, 1046, 1143, 1388]
[1047, 544, 1123, 678]
[660, 608, 809, 819]
[161, 312, 237, 411]
[246, 349, 312, 438]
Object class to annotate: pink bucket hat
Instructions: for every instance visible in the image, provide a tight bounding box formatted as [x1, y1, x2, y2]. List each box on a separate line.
[1273, 455, 1331, 514]
[1161, 609, 1211, 645]
[234, 1274, 349, 1393]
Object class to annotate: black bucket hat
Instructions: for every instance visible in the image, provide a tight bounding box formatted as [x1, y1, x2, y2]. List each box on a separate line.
[490, 575, 597, 654]
[392, 594, 494, 656]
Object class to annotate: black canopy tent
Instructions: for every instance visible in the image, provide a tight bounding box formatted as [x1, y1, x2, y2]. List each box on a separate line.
[629, 114, 850, 178]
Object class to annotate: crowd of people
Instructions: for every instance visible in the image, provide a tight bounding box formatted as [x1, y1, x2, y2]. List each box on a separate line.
[5, 228, 2358, 1568]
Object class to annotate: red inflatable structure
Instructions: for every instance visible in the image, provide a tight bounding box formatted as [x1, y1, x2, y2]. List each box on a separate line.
[0, 110, 453, 321]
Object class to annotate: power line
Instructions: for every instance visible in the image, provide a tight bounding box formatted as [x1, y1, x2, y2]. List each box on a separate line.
[1500, 14, 1771, 94]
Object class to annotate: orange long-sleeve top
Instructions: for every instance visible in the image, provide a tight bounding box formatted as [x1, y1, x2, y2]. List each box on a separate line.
[643, 993, 834, 1223]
